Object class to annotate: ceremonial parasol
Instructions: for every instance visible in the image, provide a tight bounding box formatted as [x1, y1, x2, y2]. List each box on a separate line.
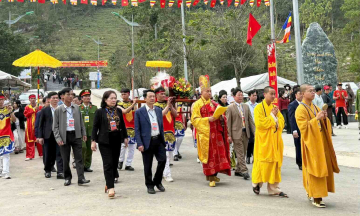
[13, 50, 62, 104]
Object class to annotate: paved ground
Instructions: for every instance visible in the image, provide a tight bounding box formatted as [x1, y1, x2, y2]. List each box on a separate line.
[6, 90, 357, 215]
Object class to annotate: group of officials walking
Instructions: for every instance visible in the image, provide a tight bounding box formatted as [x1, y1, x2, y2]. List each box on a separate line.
[0, 76, 350, 207]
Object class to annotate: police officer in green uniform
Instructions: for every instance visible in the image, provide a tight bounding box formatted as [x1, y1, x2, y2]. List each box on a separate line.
[79, 89, 97, 172]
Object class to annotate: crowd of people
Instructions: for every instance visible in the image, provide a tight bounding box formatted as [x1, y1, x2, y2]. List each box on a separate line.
[0, 76, 359, 207]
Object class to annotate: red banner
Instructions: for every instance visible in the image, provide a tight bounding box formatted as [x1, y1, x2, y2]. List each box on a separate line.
[267, 43, 278, 105]
[61, 61, 108, 67]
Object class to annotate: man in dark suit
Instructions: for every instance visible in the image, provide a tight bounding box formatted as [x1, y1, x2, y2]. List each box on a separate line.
[135, 90, 166, 194]
[35, 97, 49, 167]
[38, 92, 64, 179]
[288, 88, 303, 170]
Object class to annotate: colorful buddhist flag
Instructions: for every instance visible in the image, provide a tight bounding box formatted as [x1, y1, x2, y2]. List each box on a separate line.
[169, 0, 174, 7]
[276, 12, 292, 44]
[204, 0, 208, 4]
[220, 0, 224, 5]
[122, 0, 128, 6]
[51, 0, 59, 4]
[249, 0, 253, 6]
[131, 0, 138, 6]
[91, 0, 97, 5]
[160, 0, 165, 8]
[71, 0, 77, 4]
[30, 0, 36, 2]
[234, 0, 239, 6]
[193, 0, 199, 6]
[210, 0, 216, 7]
[111, 0, 116, 4]
[186, 0, 191, 7]
[8, 0, 15, 2]
[247, 13, 261, 46]
[127, 58, 134, 67]
[150, 0, 155, 6]
[264, 0, 269, 6]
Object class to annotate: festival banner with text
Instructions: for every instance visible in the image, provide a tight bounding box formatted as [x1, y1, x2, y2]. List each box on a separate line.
[267, 43, 278, 105]
[61, 61, 108, 67]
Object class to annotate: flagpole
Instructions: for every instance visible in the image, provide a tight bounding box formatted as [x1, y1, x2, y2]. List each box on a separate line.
[131, 12, 135, 99]
[181, 1, 189, 81]
[293, 0, 304, 84]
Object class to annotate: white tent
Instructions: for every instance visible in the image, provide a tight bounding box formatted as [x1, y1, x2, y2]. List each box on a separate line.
[211, 73, 297, 96]
[342, 82, 359, 94]
[18, 69, 32, 80]
[0, 70, 31, 88]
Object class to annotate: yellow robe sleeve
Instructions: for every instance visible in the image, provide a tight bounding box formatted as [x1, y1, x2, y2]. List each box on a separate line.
[191, 100, 210, 164]
[276, 110, 285, 132]
[295, 105, 328, 178]
[254, 105, 276, 131]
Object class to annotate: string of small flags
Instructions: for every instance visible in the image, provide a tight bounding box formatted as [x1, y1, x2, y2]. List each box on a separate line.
[1, 0, 270, 8]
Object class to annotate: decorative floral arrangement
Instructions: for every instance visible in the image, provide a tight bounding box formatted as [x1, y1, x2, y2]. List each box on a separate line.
[172, 78, 192, 98]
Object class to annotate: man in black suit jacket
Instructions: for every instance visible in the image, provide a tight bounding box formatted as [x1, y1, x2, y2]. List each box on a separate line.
[38, 92, 64, 179]
[135, 90, 166, 194]
[288, 88, 303, 170]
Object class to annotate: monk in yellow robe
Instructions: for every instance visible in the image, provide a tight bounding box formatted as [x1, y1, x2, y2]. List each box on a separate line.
[191, 75, 231, 187]
[295, 84, 340, 208]
[252, 86, 288, 197]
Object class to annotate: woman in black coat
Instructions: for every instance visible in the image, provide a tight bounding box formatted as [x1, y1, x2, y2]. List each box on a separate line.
[91, 90, 128, 198]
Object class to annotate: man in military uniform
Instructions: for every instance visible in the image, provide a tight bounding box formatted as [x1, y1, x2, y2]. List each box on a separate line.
[117, 88, 137, 171]
[79, 89, 97, 172]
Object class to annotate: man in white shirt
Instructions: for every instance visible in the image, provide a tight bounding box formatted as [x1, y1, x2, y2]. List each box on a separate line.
[312, 85, 324, 108]
[245, 90, 258, 164]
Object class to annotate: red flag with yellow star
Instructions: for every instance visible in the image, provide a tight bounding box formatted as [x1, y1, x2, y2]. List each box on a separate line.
[241, 0, 245, 4]
[247, 13, 261, 46]
[210, 0, 216, 7]
[81, 0, 88, 4]
[193, 0, 199, 6]
[122, 0, 128, 6]
[160, 0, 165, 8]
[227, 0, 231, 7]
[256, 0, 260, 6]
[177, 0, 182, 7]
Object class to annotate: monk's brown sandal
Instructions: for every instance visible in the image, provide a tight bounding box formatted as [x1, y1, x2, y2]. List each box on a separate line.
[274, 192, 288, 198]
[253, 185, 260, 195]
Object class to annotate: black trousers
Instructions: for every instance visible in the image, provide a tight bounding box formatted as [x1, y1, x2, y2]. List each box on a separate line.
[246, 131, 254, 158]
[293, 136, 302, 167]
[60, 131, 84, 181]
[141, 136, 166, 188]
[336, 107, 348, 126]
[281, 109, 291, 134]
[44, 133, 59, 173]
[98, 132, 121, 189]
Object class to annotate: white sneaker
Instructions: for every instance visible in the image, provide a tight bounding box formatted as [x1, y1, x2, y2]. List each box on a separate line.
[197, 158, 200, 163]
[164, 176, 174, 182]
[3, 173, 11, 179]
[337, 126, 342, 129]
[25, 158, 32, 161]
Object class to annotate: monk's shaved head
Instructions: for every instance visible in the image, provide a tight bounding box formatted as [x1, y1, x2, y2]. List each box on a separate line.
[264, 86, 275, 93]
[300, 84, 311, 93]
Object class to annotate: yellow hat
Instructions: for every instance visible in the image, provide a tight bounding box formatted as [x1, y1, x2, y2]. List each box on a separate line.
[199, 75, 210, 90]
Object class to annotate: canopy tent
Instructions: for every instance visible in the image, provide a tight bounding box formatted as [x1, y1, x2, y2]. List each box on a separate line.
[0, 70, 32, 89]
[210, 73, 297, 96]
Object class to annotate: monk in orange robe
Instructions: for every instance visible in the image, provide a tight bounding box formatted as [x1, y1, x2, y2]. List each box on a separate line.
[24, 94, 43, 160]
[295, 84, 340, 208]
[191, 75, 231, 187]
